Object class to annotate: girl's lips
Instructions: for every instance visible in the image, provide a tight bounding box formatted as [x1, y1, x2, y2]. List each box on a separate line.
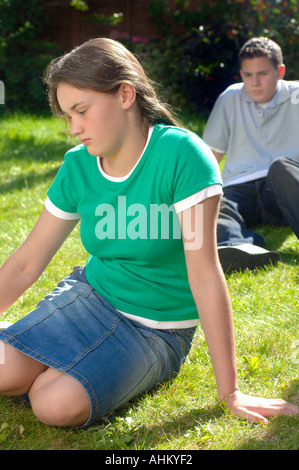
[80, 138, 91, 145]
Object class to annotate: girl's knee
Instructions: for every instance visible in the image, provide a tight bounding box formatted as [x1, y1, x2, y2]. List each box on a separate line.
[30, 394, 77, 427]
[29, 371, 90, 427]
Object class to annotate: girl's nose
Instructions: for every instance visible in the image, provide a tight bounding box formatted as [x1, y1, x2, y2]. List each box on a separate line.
[70, 119, 83, 136]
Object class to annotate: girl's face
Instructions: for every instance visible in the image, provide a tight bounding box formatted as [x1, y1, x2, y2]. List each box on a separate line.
[57, 82, 131, 158]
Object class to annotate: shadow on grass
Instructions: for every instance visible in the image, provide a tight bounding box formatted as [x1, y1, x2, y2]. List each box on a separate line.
[88, 376, 298, 450]
[0, 135, 71, 164]
[86, 400, 223, 451]
[236, 378, 299, 450]
[0, 166, 61, 195]
[0, 378, 297, 450]
[0, 135, 71, 194]
[256, 225, 298, 266]
[0, 391, 221, 450]
[256, 224, 296, 249]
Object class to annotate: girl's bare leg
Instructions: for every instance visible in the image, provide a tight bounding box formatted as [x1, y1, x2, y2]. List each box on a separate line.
[0, 342, 47, 395]
[29, 368, 91, 426]
[0, 342, 90, 426]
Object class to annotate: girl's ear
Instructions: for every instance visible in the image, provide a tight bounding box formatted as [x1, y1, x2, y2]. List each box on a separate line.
[120, 83, 136, 110]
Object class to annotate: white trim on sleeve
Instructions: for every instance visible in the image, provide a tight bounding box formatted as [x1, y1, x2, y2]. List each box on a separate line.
[174, 184, 223, 214]
[45, 196, 81, 220]
[208, 145, 226, 154]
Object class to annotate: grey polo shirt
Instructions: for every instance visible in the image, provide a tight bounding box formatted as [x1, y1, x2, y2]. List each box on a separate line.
[203, 80, 299, 186]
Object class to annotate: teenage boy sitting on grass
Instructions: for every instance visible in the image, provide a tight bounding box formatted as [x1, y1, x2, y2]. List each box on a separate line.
[203, 36, 299, 273]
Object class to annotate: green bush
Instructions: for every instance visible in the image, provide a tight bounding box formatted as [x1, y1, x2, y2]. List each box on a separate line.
[1, 0, 298, 113]
[0, 0, 62, 113]
[128, 0, 299, 112]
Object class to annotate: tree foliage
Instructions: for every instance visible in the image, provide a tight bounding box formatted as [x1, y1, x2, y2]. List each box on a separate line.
[0, 0, 63, 112]
[139, 0, 299, 111]
[0, 0, 298, 113]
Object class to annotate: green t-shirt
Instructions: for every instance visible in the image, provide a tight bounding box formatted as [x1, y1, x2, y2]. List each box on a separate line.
[47, 124, 222, 325]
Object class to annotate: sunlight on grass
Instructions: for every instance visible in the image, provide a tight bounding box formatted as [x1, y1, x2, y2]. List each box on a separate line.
[0, 114, 298, 450]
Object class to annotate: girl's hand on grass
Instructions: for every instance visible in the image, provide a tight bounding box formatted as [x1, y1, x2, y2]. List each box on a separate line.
[225, 390, 298, 424]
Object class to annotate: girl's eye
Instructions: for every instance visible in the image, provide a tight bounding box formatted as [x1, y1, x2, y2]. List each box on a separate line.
[79, 109, 87, 115]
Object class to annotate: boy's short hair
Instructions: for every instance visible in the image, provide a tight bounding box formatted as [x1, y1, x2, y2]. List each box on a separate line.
[239, 37, 283, 69]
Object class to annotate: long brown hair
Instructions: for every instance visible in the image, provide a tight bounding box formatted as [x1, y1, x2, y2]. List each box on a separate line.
[43, 37, 180, 127]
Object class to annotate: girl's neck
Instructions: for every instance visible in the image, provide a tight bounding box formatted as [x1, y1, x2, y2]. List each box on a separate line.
[100, 121, 150, 178]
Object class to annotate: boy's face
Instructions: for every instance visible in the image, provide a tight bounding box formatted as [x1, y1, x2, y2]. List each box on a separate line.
[240, 57, 285, 103]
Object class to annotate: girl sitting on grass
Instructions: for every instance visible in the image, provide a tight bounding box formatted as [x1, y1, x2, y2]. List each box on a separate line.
[0, 38, 297, 427]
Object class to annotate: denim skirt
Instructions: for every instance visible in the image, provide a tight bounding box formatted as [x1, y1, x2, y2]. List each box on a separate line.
[0, 267, 196, 426]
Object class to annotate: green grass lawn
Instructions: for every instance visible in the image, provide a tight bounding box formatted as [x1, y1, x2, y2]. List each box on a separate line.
[0, 113, 298, 450]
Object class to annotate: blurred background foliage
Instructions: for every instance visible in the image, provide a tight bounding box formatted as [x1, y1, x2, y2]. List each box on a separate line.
[0, 0, 62, 113]
[0, 0, 298, 114]
[133, 0, 299, 112]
